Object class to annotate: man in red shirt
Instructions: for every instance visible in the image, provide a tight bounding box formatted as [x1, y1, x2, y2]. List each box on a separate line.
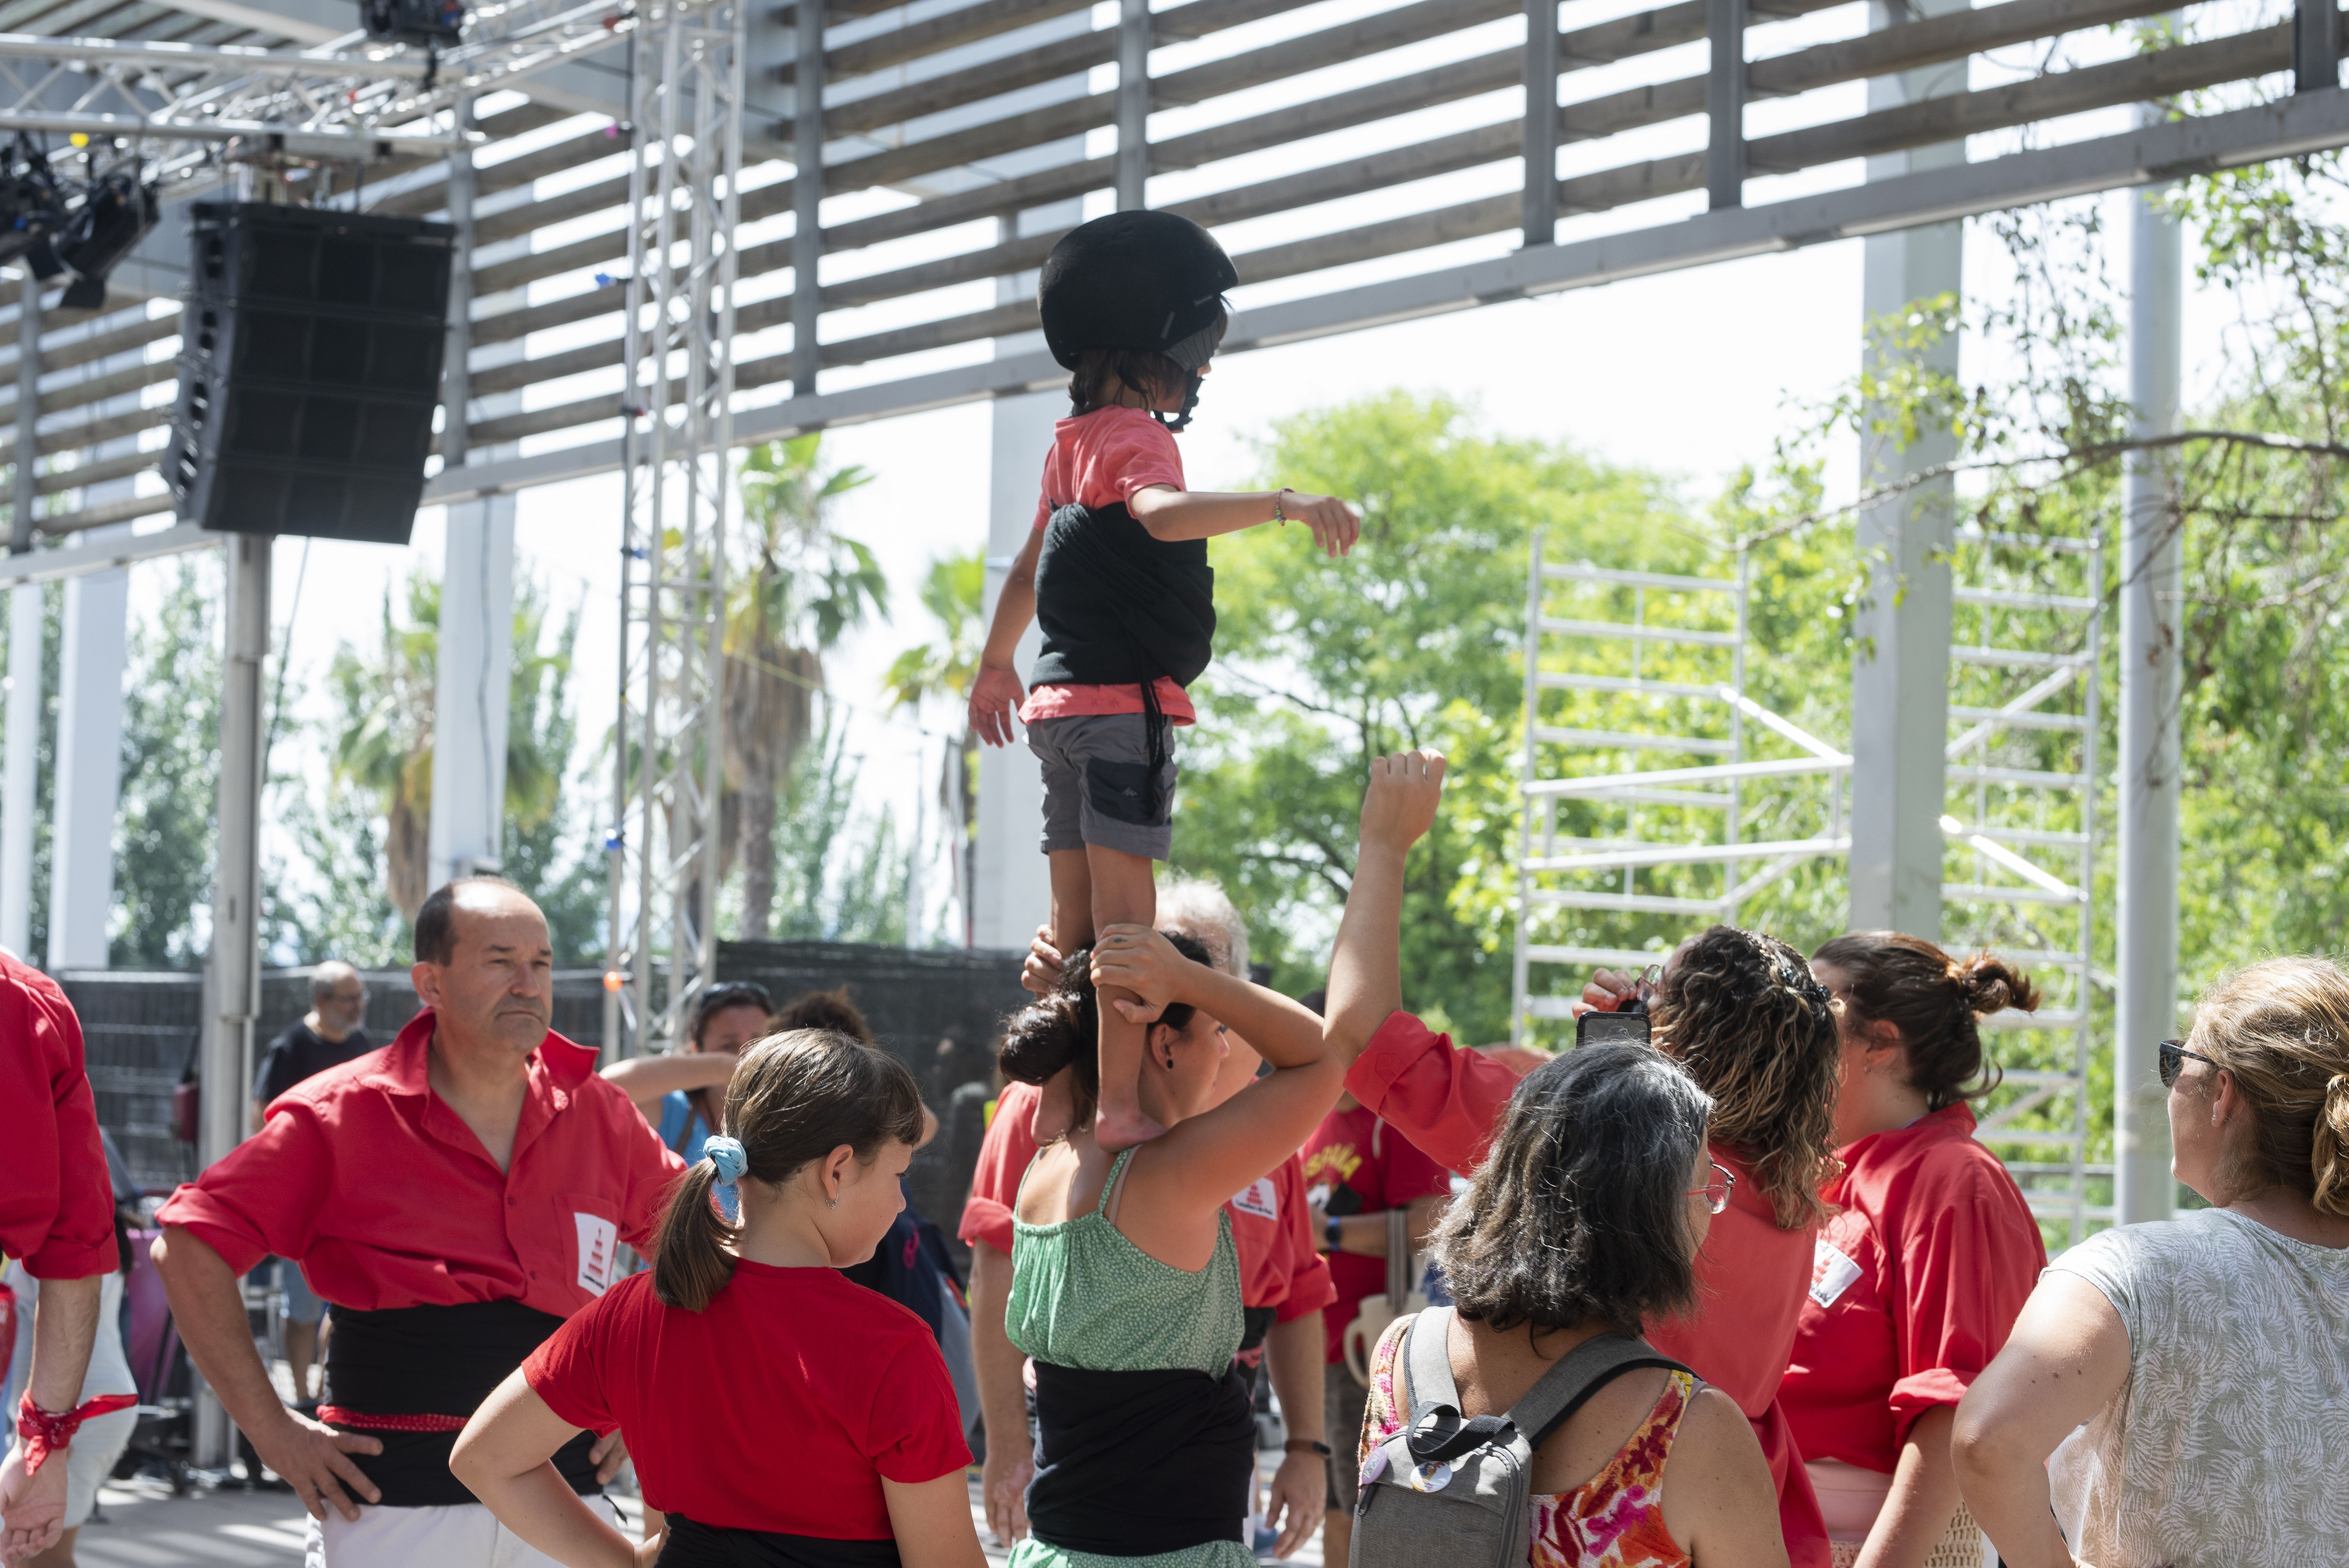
[1299, 1078, 1453, 1568]
[966, 888, 1335, 1559]
[0, 953, 118, 1563]
[153, 879, 682, 1568]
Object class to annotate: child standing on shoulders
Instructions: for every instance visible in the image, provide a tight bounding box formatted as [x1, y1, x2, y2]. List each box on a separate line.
[968, 209, 1361, 1151]
[451, 1030, 986, 1568]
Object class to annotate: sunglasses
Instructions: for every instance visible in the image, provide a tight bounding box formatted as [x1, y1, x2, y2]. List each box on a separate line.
[2157, 1039, 2220, 1088]
[1687, 1162, 1735, 1215]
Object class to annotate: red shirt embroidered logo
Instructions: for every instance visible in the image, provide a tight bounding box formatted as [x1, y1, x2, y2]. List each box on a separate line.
[575, 1212, 618, 1295]
[1808, 1237, 1862, 1309]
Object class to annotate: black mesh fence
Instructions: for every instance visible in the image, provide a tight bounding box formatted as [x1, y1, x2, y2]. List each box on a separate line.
[64, 943, 1027, 1262]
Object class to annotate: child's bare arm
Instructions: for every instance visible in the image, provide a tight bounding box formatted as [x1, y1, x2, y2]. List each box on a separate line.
[969, 529, 1043, 747]
[1127, 485, 1360, 557]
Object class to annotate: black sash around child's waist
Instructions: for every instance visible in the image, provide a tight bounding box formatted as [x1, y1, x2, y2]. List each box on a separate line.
[654, 1515, 902, 1568]
[1030, 501, 1215, 691]
[321, 1299, 602, 1508]
[1025, 1360, 1254, 1557]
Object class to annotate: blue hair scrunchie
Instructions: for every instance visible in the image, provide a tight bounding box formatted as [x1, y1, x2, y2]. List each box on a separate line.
[704, 1136, 748, 1186]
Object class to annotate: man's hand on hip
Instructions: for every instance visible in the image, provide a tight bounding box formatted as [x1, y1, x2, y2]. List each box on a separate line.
[248, 1408, 384, 1523]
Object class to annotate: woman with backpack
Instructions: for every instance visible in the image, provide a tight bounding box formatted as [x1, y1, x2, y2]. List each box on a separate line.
[1350, 1040, 1788, 1566]
[1323, 751, 1841, 1566]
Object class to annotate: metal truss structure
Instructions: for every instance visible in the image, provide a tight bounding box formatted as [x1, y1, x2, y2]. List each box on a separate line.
[1510, 524, 2107, 1242]
[1939, 522, 2105, 1245]
[605, 0, 743, 1057]
[0, 0, 638, 156]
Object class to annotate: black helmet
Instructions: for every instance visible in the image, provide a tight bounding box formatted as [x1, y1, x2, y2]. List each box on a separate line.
[1039, 211, 1237, 429]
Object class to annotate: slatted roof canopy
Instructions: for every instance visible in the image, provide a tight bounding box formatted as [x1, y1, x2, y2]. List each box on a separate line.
[4, 0, 2349, 542]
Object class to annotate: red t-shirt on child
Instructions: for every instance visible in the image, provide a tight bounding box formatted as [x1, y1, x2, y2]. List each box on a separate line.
[1021, 404, 1196, 727]
[523, 1263, 970, 1538]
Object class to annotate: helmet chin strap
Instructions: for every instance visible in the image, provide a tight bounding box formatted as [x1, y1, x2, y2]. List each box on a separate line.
[1153, 369, 1206, 432]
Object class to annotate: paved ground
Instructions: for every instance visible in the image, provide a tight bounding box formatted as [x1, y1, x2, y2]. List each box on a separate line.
[62, 1469, 1326, 1567]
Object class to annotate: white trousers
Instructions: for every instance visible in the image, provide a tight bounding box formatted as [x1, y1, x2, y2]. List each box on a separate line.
[303, 1497, 623, 1568]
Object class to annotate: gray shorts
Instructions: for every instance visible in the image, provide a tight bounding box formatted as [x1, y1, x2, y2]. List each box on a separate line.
[1028, 712, 1176, 862]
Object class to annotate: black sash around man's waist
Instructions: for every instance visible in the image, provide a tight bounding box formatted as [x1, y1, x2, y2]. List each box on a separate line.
[653, 1515, 902, 1568]
[322, 1299, 602, 1508]
[1025, 1360, 1254, 1557]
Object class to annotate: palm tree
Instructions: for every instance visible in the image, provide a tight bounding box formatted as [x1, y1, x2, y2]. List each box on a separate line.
[884, 551, 984, 945]
[728, 433, 887, 940]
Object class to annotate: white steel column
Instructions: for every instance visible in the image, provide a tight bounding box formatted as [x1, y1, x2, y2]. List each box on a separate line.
[429, 499, 517, 888]
[196, 529, 269, 1466]
[1848, 0, 1969, 938]
[2, 279, 41, 957]
[47, 528, 129, 969]
[430, 99, 521, 892]
[2114, 103, 2183, 1224]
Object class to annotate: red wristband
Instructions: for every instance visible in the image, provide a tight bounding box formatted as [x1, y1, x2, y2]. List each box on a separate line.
[15, 1392, 136, 1475]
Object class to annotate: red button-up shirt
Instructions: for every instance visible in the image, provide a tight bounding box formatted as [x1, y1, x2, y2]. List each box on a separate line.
[1347, 1010, 1830, 1568]
[157, 1010, 683, 1317]
[957, 1080, 1335, 1340]
[0, 954, 115, 1280]
[1781, 1104, 2046, 1472]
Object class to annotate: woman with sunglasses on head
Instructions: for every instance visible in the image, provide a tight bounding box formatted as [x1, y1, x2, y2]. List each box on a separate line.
[1353, 1042, 1789, 1567]
[1323, 753, 1843, 1566]
[1779, 935, 2047, 1568]
[1952, 957, 2349, 1568]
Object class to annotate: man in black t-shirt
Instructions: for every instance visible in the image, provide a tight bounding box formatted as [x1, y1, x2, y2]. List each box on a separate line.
[251, 961, 373, 1124]
[248, 960, 371, 1402]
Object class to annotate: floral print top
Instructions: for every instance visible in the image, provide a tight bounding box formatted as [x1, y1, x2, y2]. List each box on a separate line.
[1363, 1313, 1697, 1568]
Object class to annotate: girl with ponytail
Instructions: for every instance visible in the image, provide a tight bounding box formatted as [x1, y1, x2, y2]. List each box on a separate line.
[452, 1030, 986, 1568]
[1954, 955, 2349, 1568]
[1779, 933, 2048, 1568]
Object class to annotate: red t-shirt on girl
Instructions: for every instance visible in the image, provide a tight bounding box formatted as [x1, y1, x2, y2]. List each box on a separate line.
[1020, 404, 1196, 727]
[1779, 1103, 2047, 1472]
[523, 1263, 970, 1538]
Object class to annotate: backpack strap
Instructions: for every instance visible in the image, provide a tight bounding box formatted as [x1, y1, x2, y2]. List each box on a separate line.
[1402, 1306, 1460, 1429]
[1506, 1333, 1692, 1452]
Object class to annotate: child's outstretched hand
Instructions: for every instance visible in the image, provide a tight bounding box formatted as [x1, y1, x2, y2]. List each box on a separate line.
[1283, 490, 1362, 558]
[1091, 924, 1204, 1023]
[1360, 750, 1445, 855]
[969, 662, 1027, 747]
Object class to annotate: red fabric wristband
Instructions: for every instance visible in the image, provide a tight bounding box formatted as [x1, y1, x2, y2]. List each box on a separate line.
[15, 1392, 136, 1475]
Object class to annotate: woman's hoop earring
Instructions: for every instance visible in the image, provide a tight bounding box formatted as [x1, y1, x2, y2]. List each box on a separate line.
[827, 1196, 838, 1209]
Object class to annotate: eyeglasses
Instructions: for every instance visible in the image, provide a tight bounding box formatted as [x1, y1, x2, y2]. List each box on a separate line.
[1687, 1162, 1735, 1215]
[2157, 1039, 2220, 1088]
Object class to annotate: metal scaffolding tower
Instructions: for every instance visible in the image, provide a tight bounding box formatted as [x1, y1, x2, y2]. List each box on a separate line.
[1510, 530, 1851, 1042]
[603, 0, 745, 1060]
[1941, 523, 2106, 1245]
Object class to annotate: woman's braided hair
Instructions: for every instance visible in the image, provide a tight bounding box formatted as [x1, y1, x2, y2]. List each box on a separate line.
[1650, 926, 1842, 1229]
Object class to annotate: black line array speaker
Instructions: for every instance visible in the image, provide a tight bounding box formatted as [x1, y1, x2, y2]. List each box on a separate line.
[163, 202, 455, 545]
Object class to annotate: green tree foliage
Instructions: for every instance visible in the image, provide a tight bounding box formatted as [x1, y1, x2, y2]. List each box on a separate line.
[728, 434, 887, 939]
[886, 551, 984, 943]
[112, 558, 222, 967]
[305, 567, 603, 962]
[765, 710, 907, 946]
[1174, 394, 1683, 1042]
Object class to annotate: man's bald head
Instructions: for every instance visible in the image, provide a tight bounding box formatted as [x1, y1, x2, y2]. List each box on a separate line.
[414, 877, 547, 966]
[310, 959, 361, 1004]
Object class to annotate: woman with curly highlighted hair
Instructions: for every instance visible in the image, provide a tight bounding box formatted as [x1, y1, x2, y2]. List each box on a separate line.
[1330, 882, 1843, 1565]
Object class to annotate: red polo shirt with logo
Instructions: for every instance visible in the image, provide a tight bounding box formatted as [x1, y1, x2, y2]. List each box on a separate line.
[958, 1080, 1333, 1343]
[1780, 1104, 2046, 1472]
[157, 1010, 683, 1315]
[1346, 1009, 1831, 1568]
[0, 953, 115, 1280]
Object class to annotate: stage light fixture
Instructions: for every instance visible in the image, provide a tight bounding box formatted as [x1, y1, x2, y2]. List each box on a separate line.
[0, 141, 67, 273]
[360, 0, 464, 46]
[53, 171, 157, 312]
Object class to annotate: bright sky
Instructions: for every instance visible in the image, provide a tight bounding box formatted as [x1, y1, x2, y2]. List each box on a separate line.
[105, 0, 2273, 944]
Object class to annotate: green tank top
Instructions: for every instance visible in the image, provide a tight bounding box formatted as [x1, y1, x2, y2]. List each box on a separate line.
[1006, 1145, 1244, 1377]
[1006, 1146, 1254, 1568]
